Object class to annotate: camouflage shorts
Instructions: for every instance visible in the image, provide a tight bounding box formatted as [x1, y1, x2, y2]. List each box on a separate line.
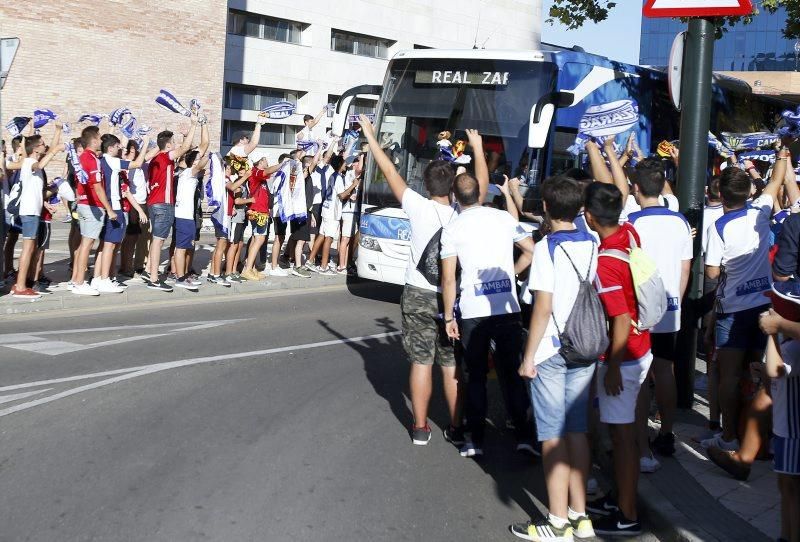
[400, 285, 456, 367]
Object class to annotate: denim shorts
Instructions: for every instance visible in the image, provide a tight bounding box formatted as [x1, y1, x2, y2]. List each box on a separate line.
[102, 212, 127, 244]
[529, 353, 596, 441]
[19, 215, 41, 239]
[715, 304, 769, 351]
[77, 204, 104, 240]
[149, 203, 175, 240]
[250, 218, 268, 236]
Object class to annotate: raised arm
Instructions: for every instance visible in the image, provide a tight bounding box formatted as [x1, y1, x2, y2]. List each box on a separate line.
[307, 108, 326, 130]
[498, 176, 519, 220]
[604, 137, 630, 202]
[762, 147, 789, 202]
[781, 150, 800, 206]
[129, 136, 151, 170]
[465, 129, 489, 204]
[586, 140, 613, 184]
[37, 123, 64, 170]
[172, 117, 198, 161]
[192, 124, 211, 174]
[359, 114, 407, 202]
[243, 115, 265, 155]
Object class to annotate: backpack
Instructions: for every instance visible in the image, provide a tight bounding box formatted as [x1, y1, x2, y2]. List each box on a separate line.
[552, 244, 609, 365]
[598, 230, 667, 331]
[5, 180, 22, 216]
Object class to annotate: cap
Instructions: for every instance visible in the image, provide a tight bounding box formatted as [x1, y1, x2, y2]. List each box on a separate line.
[764, 281, 800, 322]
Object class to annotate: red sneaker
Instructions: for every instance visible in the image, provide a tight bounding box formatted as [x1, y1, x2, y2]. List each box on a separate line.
[11, 286, 42, 299]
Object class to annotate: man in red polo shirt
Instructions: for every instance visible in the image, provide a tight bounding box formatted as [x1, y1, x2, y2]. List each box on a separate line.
[71, 125, 116, 296]
[143, 119, 197, 292]
[583, 182, 652, 538]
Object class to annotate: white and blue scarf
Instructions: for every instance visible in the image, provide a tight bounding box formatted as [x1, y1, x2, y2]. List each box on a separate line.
[5, 116, 30, 137]
[261, 100, 296, 120]
[568, 99, 639, 156]
[67, 141, 88, 185]
[33, 109, 57, 129]
[275, 160, 307, 223]
[155, 89, 191, 117]
[206, 152, 230, 236]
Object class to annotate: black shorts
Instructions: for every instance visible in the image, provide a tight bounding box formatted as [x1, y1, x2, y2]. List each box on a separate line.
[651, 332, 678, 360]
[229, 221, 245, 244]
[273, 217, 288, 237]
[308, 204, 322, 235]
[127, 207, 142, 235]
[36, 221, 51, 250]
[289, 218, 310, 242]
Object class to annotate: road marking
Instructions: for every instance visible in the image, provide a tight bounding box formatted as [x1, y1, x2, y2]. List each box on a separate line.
[0, 388, 53, 405]
[0, 330, 402, 417]
[0, 320, 248, 356]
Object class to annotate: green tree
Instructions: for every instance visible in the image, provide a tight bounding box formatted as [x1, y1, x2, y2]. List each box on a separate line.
[547, 0, 800, 39]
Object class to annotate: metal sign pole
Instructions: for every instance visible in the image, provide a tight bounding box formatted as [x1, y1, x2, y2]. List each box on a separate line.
[675, 17, 715, 408]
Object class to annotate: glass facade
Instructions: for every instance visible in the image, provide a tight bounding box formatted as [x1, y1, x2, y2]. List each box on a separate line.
[227, 9, 305, 44]
[223, 120, 296, 147]
[639, 5, 798, 71]
[225, 84, 301, 112]
[331, 29, 393, 59]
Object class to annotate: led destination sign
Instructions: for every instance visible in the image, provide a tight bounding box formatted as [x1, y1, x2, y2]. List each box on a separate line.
[414, 70, 510, 86]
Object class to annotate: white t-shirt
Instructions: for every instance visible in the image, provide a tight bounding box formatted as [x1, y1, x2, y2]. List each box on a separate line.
[574, 210, 600, 243]
[175, 168, 199, 220]
[621, 193, 679, 223]
[627, 206, 693, 333]
[772, 338, 799, 439]
[702, 203, 724, 259]
[128, 165, 148, 205]
[297, 125, 315, 142]
[310, 165, 327, 205]
[529, 229, 598, 364]
[341, 169, 358, 215]
[321, 168, 345, 221]
[19, 157, 43, 217]
[705, 194, 773, 314]
[440, 206, 529, 319]
[402, 189, 456, 292]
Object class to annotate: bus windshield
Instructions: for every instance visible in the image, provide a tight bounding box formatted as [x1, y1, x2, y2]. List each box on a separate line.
[364, 57, 557, 208]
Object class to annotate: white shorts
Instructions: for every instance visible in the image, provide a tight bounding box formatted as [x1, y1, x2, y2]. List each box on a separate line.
[341, 212, 356, 238]
[320, 216, 339, 240]
[596, 352, 653, 424]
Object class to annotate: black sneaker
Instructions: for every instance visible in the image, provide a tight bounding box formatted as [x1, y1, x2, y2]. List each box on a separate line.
[593, 512, 641, 537]
[652, 432, 676, 456]
[140, 270, 152, 284]
[509, 518, 573, 541]
[443, 425, 466, 447]
[147, 279, 173, 292]
[516, 442, 542, 458]
[411, 425, 432, 446]
[587, 494, 619, 517]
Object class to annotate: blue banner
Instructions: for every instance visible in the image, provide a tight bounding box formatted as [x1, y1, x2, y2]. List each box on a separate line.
[359, 213, 411, 241]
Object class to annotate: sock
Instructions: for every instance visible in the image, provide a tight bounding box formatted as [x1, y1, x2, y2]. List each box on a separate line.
[568, 507, 585, 520]
[548, 514, 568, 528]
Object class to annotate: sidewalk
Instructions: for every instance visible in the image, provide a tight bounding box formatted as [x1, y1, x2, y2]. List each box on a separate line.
[1, 216, 349, 315]
[635, 358, 777, 542]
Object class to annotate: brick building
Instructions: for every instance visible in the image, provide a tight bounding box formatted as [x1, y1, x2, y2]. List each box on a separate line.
[0, 1, 227, 158]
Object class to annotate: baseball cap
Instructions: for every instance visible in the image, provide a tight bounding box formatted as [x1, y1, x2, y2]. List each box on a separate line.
[764, 280, 800, 322]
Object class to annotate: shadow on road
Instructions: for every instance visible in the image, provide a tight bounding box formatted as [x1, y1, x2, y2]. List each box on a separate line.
[316, 316, 546, 522]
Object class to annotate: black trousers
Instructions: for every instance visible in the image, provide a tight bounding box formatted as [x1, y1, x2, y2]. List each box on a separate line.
[459, 313, 532, 446]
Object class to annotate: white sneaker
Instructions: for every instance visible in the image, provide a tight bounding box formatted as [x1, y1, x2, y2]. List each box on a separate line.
[459, 441, 484, 458]
[701, 434, 739, 451]
[269, 266, 289, 277]
[72, 282, 100, 296]
[96, 278, 124, 294]
[640, 454, 661, 473]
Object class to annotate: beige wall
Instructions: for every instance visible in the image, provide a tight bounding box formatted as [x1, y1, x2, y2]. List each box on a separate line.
[718, 71, 800, 98]
[0, 1, 227, 159]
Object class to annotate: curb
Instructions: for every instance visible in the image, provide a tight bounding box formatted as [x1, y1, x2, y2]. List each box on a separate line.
[0, 274, 351, 316]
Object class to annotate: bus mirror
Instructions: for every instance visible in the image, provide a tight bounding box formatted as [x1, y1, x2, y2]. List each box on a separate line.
[529, 91, 574, 149]
[331, 96, 355, 137]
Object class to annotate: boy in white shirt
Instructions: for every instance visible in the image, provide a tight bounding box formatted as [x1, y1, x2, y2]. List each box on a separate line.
[704, 149, 790, 451]
[512, 175, 598, 541]
[627, 158, 693, 468]
[5, 125, 63, 299]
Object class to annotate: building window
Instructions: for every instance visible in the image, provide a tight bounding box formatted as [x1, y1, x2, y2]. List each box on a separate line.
[224, 120, 296, 147]
[225, 84, 301, 112]
[327, 95, 376, 116]
[331, 29, 393, 59]
[227, 9, 305, 44]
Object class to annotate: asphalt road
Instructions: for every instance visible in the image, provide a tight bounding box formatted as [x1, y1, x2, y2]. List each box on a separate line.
[0, 283, 658, 541]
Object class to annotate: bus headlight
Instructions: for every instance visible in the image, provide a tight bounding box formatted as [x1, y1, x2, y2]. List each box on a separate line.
[359, 235, 382, 252]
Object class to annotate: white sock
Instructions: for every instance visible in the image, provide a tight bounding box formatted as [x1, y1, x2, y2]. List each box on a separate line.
[548, 513, 568, 528]
[568, 507, 585, 520]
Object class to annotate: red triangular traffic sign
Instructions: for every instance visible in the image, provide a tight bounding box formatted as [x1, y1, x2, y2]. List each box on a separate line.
[643, 0, 753, 18]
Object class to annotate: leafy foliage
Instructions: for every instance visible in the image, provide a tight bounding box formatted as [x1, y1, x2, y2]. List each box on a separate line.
[546, 0, 800, 39]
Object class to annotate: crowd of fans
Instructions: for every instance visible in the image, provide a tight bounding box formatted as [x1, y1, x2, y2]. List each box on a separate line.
[0, 109, 362, 297]
[3, 105, 799, 541]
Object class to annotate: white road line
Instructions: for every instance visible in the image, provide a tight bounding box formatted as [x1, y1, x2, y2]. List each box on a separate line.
[0, 388, 53, 405]
[0, 330, 402, 418]
[0, 367, 144, 392]
[0, 319, 248, 338]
